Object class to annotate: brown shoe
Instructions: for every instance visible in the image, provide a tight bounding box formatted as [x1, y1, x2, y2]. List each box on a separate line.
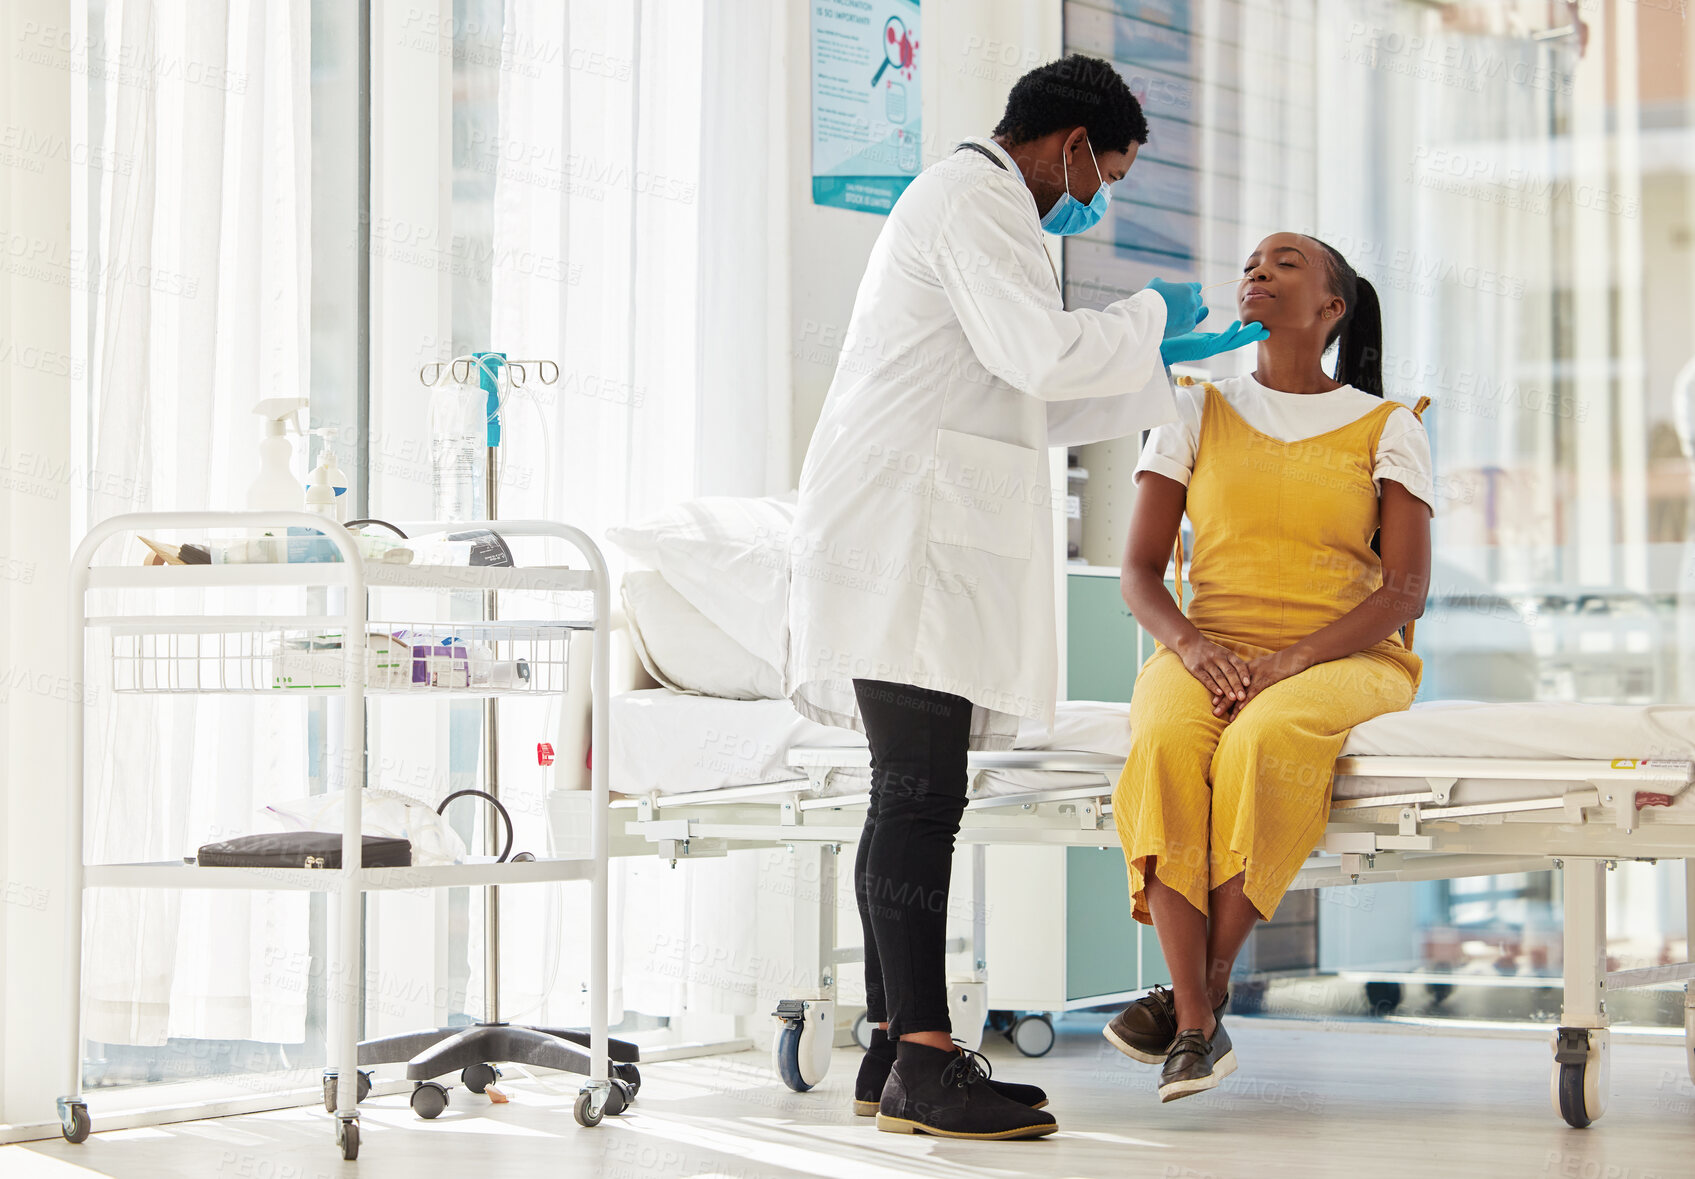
[1157, 1022, 1237, 1103]
[1103, 986, 1229, 1065]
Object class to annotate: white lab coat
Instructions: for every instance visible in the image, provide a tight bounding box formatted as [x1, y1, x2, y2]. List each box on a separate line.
[787, 137, 1177, 748]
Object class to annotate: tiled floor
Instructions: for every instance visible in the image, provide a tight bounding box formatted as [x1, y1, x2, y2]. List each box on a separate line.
[5, 1017, 1690, 1178]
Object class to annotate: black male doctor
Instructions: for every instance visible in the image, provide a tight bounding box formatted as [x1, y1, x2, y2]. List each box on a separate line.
[785, 55, 1265, 1140]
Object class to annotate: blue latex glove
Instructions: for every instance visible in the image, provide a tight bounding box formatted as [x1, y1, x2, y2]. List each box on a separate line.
[1145, 277, 1203, 338]
[1159, 321, 1270, 365]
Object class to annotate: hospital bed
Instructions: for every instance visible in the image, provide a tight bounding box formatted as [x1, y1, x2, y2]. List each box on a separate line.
[600, 682, 1695, 1129]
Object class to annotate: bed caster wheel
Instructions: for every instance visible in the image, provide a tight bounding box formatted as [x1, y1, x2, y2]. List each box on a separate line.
[1366, 981, 1403, 1016]
[774, 1023, 812, 1092]
[851, 1011, 874, 1051]
[986, 1010, 1016, 1034]
[337, 1118, 359, 1160]
[613, 1062, 641, 1099]
[460, 1063, 500, 1094]
[321, 1069, 372, 1114]
[57, 1098, 90, 1144]
[772, 998, 834, 1092]
[410, 1080, 450, 1120]
[1010, 1014, 1055, 1057]
[573, 1087, 603, 1127]
[1551, 1027, 1609, 1128]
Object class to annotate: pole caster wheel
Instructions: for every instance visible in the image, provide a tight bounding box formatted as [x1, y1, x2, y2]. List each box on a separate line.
[58, 1098, 91, 1144]
[1010, 1013, 1055, 1057]
[604, 1078, 633, 1117]
[411, 1080, 450, 1120]
[851, 1011, 874, 1051]
[337, 1118, 359, 1160]
[460, 1063, 500, 1094]
[612, 1062, 641, 1099]
[1551, 1027, 1609, 1128]
[322, 1069, 372, 1114]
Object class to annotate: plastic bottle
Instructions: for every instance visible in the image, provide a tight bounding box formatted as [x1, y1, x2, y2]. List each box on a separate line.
[305, 453, 339, 520]
[305, 432, 349, 523]
[322, 448, 348, 523]
[247, 398, 310, 511]
[429, 379, 488, 523]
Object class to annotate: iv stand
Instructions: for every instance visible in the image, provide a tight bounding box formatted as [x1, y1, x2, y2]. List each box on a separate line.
[353, 353, 639, 1119]
[469, 356, 561, 1022]
[484, 445, 501, 1024]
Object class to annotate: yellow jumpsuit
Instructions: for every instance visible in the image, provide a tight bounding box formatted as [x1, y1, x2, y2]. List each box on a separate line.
[1113, 382, 1423, 924]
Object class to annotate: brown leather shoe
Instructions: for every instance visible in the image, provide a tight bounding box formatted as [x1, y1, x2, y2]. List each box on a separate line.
[1157, 1022, 1237, 1103]
[1103, 986, 1229, 1065]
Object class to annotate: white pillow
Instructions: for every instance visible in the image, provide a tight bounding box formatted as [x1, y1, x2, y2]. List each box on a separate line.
[605, 495, 794, 672]
[621, 571, 784, 700]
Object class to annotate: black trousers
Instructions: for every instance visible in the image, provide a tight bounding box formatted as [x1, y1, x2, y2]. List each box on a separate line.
[852, 678, 973, 1038]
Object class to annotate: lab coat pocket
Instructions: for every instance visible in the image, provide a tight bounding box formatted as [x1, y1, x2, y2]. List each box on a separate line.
[927, 429, 1041, 560]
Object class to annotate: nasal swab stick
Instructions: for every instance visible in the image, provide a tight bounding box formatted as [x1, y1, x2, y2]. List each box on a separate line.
[1200, 278, 1240, 292]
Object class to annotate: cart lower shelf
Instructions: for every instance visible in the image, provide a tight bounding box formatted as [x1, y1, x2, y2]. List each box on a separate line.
[84, 857, 596, 891]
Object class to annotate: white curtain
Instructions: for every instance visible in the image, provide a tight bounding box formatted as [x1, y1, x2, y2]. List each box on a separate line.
[82, 0, 313, 1046]
[79, 0, 792, 1048]
[479, 0, 790, 1026]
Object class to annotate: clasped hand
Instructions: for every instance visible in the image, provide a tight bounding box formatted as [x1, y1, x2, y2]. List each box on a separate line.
[1175, 637, 1306, 720]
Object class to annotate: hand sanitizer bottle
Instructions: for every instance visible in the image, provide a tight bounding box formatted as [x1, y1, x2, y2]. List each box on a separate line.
[305, 431, 349, 523]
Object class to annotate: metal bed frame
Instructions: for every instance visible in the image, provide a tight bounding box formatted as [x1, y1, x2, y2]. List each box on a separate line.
[621, 745, 1695, 1129]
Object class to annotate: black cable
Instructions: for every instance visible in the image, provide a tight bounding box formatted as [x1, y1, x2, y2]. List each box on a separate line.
[346, 518, 408, 539]
[437, 789, 514, 862]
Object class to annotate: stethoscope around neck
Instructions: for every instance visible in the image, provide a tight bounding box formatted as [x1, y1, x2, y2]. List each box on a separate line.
[954, 140, 1062, 294]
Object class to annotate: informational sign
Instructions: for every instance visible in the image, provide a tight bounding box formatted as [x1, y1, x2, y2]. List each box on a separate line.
[810, 0, 922, 214]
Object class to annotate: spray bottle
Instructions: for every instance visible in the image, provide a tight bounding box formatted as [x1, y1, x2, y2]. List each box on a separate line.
[247, 398, 310, 511]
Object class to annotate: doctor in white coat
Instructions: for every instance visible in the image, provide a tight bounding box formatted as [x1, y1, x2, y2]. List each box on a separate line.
[787, 55, 1266, 1140]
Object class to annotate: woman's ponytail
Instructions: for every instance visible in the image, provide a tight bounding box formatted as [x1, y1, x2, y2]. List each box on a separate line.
[1308, 237, 1384, 397]
[1336, 276, 1383, 397]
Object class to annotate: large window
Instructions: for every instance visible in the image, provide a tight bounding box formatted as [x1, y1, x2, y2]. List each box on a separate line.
[1065, 0, 1689, 1027]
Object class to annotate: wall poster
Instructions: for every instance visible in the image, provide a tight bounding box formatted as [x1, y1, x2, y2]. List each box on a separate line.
[810, 0, 922, 214]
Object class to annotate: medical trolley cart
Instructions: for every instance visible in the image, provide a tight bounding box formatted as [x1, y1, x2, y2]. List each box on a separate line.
[60, 511, 620, 1160]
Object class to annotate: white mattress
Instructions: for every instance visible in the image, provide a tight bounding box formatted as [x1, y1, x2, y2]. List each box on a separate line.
[609, 689, 1695, 806]
[609, 689, 1136, 797]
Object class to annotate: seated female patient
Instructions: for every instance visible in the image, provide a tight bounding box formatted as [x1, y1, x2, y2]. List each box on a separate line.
[1103, 232, 1434, 1102]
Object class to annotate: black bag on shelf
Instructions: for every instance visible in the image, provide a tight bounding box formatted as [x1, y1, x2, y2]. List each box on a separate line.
[196, 832, 412, 869]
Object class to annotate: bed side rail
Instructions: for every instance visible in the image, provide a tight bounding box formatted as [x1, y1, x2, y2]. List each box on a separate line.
[1332, 756, 1693, 839]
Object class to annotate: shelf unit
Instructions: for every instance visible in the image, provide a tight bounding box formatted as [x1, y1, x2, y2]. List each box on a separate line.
[59, 511, 617, 1159]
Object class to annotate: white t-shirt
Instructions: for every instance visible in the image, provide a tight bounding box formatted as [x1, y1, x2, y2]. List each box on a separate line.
[1134, 373, 1435, 509]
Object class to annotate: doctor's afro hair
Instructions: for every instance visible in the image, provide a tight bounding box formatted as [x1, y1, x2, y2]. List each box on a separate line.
[994, 55, 1148, 153]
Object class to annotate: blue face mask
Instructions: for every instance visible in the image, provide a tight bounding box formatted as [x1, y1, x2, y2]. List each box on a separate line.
[1040, 137, 1110, 235]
